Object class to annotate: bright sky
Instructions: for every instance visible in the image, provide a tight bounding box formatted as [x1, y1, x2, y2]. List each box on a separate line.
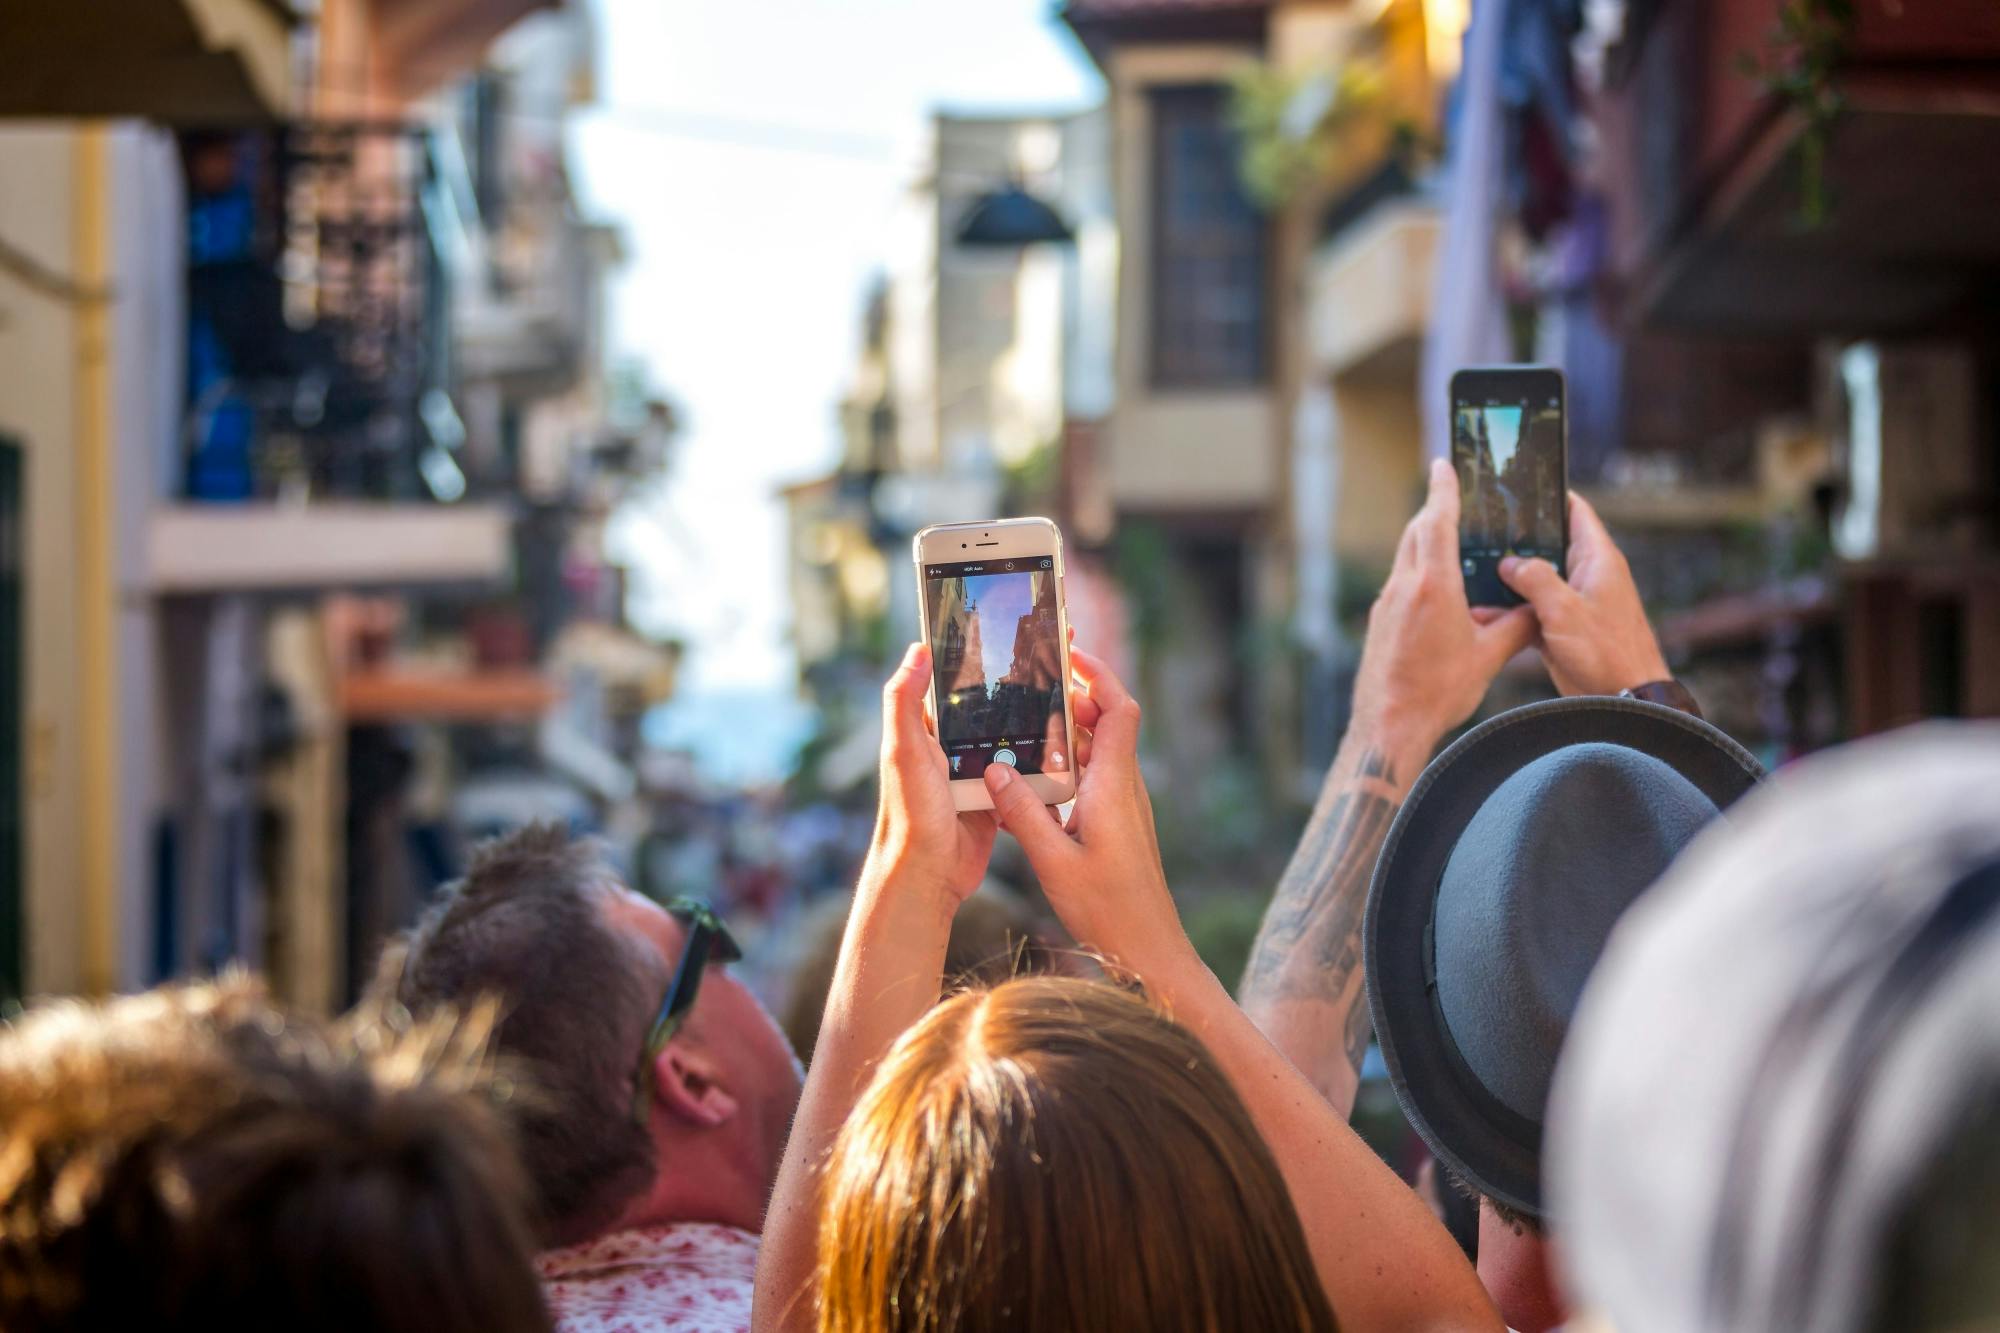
[1485, 404, 1523, 472]
[573, 0, 1101, 695]
[963, 571, 1033, 688]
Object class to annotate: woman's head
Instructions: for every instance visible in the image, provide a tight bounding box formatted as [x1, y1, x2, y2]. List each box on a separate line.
[815, 976, 1337, 1333]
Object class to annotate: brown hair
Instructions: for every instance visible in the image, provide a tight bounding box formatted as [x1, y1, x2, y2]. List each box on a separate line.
[814, 976, 1338, 1333]
[381, 823, 660, 1244]
[0, 975, 549, 1333]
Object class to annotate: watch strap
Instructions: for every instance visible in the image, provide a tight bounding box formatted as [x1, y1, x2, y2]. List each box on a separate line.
[1619, 678, 1703, 720]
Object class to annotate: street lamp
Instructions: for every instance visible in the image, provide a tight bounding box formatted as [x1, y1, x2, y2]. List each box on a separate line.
[954, 182, 1074, 248]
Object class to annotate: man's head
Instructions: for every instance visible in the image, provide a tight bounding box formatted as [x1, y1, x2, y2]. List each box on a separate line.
[1368, 701, 1762, 1224]
[0, 976, 548, 1333]
[382, 824, 801, 1245]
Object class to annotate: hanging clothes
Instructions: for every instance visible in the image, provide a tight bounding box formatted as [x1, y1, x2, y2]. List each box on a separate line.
[1421, 0, 1516, 461]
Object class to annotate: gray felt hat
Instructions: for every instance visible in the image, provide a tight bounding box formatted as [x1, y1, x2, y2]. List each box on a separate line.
[1364, 696, 1763, 1216]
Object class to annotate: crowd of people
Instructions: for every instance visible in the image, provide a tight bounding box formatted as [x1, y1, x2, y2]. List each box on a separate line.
[3, 460, 1996, 1332]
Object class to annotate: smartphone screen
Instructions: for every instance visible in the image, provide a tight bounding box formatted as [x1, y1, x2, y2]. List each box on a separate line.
[1451, 367, 1567, 606]
[921, 555, 1070, 782]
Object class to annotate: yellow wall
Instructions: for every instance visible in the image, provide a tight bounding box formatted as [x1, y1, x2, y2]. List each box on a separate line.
[1330, 376, 1424, 561]
[73, 127, 119, 995]
[0, 126, 89, 996]
[1269, 1, 1350, 69]
[1109, 392, 1280, 510]
[0, 123, 172, 997]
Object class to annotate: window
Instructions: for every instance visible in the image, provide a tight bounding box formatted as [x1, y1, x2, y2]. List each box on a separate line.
[1148, 84, 1268, 388]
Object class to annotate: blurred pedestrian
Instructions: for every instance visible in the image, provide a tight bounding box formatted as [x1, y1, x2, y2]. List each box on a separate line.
[1551, 725, 2000, 1333]
[753, 643, 1499, 1332]
[379, 826, 804, 1332]
[779, 886, 1065, 1062]
[1239, 466, 1740, 1332]
[0, 976, 547, 1333]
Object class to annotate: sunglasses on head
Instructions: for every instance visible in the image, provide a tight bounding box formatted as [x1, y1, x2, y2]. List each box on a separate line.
[632, 898, 743, 1124]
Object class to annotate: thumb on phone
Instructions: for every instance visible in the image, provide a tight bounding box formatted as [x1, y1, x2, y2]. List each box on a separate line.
[1499, 555, 1572, 617]
[984, 763, 1071, 864]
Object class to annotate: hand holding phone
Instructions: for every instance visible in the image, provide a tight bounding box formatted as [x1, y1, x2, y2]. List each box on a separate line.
[1498, 491, 1671, 697]
[1350, 460, 1537, 751]
[914, 518, 1078, 812]
[1451, 366, 1568, 607]
[868, 641, 999, 904]
[978, 647, 1188, 977]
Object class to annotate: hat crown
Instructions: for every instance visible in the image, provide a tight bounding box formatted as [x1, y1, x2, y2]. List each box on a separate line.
[1434, 742, 1720, 1124]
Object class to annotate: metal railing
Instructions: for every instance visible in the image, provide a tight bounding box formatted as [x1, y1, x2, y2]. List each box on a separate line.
[181, 121, 460, 503]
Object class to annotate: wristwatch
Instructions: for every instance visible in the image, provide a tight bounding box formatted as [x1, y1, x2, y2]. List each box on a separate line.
[1619, 679, 1703, 720]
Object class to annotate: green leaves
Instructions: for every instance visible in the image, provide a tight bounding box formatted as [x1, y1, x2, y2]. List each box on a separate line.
[1739, 0, 1856, 227]
[1227, 60, 1390, 208]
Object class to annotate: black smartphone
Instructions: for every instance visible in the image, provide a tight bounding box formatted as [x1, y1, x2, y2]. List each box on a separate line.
[1450, 365, 1568, 607]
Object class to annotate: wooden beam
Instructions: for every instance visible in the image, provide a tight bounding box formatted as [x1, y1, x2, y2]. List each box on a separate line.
[337, 669, 560, 722]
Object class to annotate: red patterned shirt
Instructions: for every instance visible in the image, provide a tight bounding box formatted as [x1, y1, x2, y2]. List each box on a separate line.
[538, 1222, 758, 1333]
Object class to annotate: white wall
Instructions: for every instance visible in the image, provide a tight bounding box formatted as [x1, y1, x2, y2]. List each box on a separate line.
[1059, 105, 1117, 423]
[109, 125, 184, 989]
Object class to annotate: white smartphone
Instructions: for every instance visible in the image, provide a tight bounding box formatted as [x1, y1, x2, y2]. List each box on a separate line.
[913, 517, 1078, 812]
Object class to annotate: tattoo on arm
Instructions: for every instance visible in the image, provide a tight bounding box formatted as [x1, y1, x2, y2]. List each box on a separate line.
[1239, 747, 1404, 1085]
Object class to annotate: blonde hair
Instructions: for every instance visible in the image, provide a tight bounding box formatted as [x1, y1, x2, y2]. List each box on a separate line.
[815, 976, 1337, 1333]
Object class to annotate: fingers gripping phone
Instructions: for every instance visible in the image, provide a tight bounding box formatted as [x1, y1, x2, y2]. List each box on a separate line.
[914, 518, 1078, 812]
[1451, 366, 1569, 607]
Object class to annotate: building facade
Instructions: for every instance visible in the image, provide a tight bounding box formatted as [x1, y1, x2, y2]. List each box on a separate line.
[783, 106, 1116, 795]
[0, 0, 670, 1006]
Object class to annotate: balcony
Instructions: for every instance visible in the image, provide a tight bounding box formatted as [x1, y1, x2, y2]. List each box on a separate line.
[148, 502, 509, 592]
[1601, 0, 2000, 334]
[169, 120, 511, 591]
[1307, 196, 1437, 381]
[452, 208, 612, 391]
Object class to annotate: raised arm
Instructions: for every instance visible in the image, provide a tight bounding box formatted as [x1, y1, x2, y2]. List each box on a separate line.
[752, 645, 996, 1333]
[1240, 460, 1534, 1117]
[984, 648, 1503, 1332]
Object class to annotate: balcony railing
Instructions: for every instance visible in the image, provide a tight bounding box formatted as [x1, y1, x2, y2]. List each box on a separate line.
[180, 121, 463, 503]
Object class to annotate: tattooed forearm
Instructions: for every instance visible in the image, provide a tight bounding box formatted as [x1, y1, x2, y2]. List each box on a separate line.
[1239, 742, 1409, 1106]
[1241, 753, 1399, 1003]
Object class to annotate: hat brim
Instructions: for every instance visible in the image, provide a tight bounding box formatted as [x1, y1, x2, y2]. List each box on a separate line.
[1364, 697, 1764, 1217]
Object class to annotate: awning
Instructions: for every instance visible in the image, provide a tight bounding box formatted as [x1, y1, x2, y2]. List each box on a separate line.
[0, 0, 295, 124]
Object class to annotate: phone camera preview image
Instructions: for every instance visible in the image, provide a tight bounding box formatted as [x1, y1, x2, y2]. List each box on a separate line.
[1453, 397, 1564, 606]
[925, 560, 1068, 782]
